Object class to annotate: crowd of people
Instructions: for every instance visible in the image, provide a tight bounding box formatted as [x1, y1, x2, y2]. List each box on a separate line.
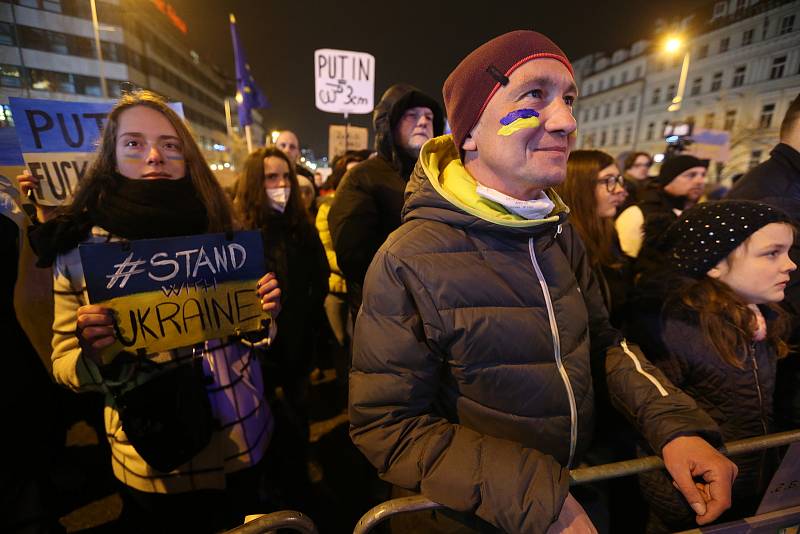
[3, 28, 800, 534]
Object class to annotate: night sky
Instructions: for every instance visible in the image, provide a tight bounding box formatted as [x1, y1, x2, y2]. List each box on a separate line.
[171, 0, 708, 159]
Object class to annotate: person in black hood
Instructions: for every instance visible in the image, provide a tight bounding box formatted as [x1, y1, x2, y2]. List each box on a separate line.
[328, 83, 444, 317]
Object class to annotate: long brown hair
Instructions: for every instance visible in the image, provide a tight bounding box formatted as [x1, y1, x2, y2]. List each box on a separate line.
[669, 258, 791, 370]
[557, 150, 620, 268]
[233, 147, 307, 231]
[58, 90, 234, 231]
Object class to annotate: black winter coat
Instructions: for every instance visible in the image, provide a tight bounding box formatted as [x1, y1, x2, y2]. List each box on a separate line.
[626, 282, 779, 530]
[349, 135, 722, 534]
[261, 215, 329, 379]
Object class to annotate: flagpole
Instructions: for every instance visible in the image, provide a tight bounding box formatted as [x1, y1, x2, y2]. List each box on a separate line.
[245, 124, 253, 153]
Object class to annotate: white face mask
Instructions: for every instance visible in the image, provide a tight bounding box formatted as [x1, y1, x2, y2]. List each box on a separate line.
[475, 184, 555, 220]
[266, 186, 291, 213]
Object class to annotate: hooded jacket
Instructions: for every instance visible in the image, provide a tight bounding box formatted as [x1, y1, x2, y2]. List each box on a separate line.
[349, 135, 721, 534]
[328, 84, 444, 314]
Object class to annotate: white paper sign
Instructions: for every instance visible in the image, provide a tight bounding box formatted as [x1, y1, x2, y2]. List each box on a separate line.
[314, 48, 375, 114]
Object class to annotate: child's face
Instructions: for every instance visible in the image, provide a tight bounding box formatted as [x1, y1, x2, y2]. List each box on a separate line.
[709, 222, 796, 304]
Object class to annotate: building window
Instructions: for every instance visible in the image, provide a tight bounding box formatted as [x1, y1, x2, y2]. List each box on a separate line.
[624, 126, 632, 145]
[603, 103, 610, 118]
[742, 29, 754, 45]
[585, 82, 594, 94]
[724, 109, 737, 131]
[585, 133, 595, 148]
[667, 84, 676, 101]
[628, 96, 637, 113]
[612, 128, 619, 146]
[0, 104, 14, 128]
[780, 15, 795, 35]
[635, 65, 642, 78]
[690, 77, 702, 96]
[770, 56, 786, 79]
[592, 107, 599, 120]
[599, 79, 605, 91]
[0, 63, 24, 88]
[697, 44, 709, 59]
[735, 0, 746, 10]
[615, 100, 623, 115]
[704, 112, 715, 129]
[0, 22, 15, 46]
[610, 75, 616, 87]
[621, 71, 628, 84]
[582, 110, 590, 123]
[651, 87, 661, 105]
[719, 37, 730, 53]
[759, 103, 775, 128]
[710, 71, 723, 91]
[763, 16, 770, 39]
[732, 66, 746, 87]
[713, 1, 726, 17]
[600, 130, 607, 146]
[646, 122, 655, 141]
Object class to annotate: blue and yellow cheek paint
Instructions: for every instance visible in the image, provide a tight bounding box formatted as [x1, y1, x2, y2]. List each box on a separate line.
[497, 109, 540, 136]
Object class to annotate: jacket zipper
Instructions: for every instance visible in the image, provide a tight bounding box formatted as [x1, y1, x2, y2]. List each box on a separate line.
[528, 237, 578, 467]
[750, 344, 768, 436]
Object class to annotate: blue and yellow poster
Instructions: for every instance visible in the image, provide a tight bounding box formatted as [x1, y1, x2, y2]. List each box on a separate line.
[8, 97, 183, 206]
[79, 231, 267, 360]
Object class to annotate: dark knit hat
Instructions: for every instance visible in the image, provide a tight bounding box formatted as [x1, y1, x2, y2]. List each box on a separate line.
[655, 155, 709, 186]
[443, 30, 573, 158]
[664, 200, 792, 277]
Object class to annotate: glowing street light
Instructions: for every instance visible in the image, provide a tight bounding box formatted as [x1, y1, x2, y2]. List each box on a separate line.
[662, 34, 691, 113]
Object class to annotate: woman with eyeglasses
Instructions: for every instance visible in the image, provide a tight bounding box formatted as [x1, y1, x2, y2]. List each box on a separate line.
[557, 150, 646, 532]
[557, 150, 631, 327]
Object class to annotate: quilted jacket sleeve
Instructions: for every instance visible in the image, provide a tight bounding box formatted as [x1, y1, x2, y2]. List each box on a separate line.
[558, 224, 721, 452]
[349, 247, 569, 534]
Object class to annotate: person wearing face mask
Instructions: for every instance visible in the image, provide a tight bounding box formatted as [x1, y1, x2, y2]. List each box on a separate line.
[615, 154, 709, 259]
[328, 83, 444, 319]
[234, 146, 329, 513]
[27, 90, 282, 533]
[627, 201, 796, 532]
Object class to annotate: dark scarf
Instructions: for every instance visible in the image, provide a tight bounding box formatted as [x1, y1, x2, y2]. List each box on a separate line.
[30, 172, 208, 267]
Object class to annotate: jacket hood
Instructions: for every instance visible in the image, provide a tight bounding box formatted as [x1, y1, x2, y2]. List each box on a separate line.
[373, 84, 445, 179]
[402, 134, 568, 236]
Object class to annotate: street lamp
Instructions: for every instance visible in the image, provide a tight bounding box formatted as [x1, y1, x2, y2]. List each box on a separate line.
[663, 34, 690, 113]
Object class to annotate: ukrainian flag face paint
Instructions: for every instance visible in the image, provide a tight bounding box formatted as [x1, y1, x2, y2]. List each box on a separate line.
[497, 109, 540, 136]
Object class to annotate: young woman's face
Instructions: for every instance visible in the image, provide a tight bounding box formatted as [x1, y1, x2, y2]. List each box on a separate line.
[262, 156, 290, 190]
[115, 106, 186, 180]
[710, 222, 796, 304]
[594, 164, 627, 218]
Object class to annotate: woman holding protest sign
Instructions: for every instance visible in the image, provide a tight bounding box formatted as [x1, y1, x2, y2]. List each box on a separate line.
[29, 90, 282, 533]
[234, 146, 329, 512]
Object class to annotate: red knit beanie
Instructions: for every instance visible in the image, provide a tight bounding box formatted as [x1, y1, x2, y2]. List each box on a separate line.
[443, 30, 574, 158]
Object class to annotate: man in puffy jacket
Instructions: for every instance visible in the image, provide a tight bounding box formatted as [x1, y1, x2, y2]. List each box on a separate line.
[349, 30, 737, 533]
[328, 84, 444, 318]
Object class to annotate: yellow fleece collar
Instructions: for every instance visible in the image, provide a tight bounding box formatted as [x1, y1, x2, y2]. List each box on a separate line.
[418, 135, 567, 228]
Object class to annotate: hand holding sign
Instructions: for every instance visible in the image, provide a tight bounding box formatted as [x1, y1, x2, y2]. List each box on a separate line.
[257, 272, 281, 316]
[76, 304, 116, 364]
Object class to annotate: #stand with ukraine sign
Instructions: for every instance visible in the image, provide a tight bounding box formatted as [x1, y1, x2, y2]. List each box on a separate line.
[79, 230, 268, 364]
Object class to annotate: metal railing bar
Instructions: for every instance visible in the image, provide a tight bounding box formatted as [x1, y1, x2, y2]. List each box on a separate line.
[353, 429, 800, 534]
[223, 510, 318, 534]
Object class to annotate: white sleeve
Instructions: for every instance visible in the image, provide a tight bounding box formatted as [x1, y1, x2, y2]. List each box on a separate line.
[615, 205, 645, 258]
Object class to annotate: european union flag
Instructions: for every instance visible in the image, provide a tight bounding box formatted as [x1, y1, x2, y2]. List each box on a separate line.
[230, 14, 268, 127]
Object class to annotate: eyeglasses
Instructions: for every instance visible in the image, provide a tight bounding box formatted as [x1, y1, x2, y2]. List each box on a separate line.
[597, 175, 625, 192]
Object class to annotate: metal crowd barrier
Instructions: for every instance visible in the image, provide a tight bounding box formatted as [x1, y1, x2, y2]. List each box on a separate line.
[223, 510, 318, 534]
[353, 429, 800, 534]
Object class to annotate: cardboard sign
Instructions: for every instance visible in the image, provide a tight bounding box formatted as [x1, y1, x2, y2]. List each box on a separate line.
[314, 48, 375, 114]
[8, 98, 184, 206]
[79, 231, 267, 360]
[328, 124, 369, 162]
[687, 127, 731, 163]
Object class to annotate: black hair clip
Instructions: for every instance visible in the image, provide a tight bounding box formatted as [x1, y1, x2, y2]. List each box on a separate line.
[486, 65, 509, 86]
